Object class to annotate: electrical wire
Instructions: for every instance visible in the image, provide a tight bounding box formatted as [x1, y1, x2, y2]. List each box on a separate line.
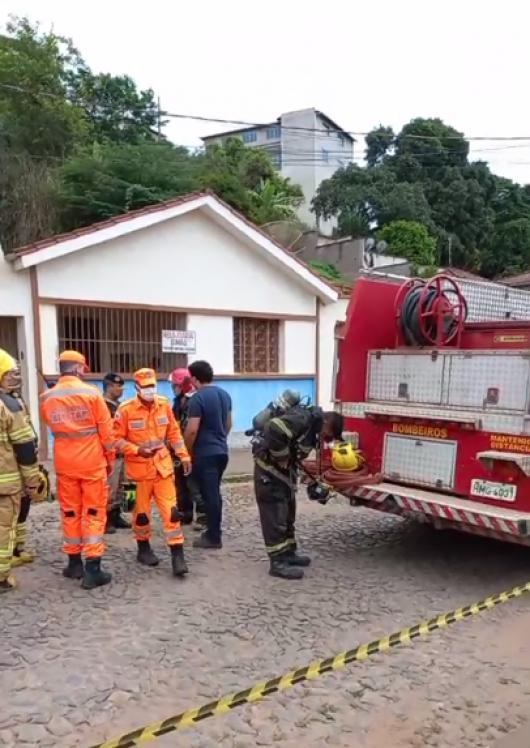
[2, 80, 530, 143]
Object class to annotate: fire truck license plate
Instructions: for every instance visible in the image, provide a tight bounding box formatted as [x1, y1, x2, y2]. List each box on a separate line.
[470, 479, 517, 502]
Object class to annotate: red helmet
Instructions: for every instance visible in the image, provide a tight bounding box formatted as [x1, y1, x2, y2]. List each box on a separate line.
[168, 368, 193, 394]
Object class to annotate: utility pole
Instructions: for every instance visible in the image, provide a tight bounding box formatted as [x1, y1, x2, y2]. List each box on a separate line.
[448, 236, 453, 267]
[157, 97, 162, 141]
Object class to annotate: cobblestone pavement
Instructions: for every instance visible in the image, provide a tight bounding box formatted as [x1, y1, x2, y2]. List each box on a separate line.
[2, 485, 530, 748]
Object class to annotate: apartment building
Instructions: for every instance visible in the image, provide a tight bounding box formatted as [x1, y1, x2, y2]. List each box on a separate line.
[201, 108, 355, 233]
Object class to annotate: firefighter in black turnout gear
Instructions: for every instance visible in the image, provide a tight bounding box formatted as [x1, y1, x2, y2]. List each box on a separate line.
[169, 368, 206, 528]
[252, 398, 344, 580]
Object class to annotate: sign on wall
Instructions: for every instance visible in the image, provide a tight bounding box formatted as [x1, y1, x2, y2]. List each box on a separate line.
[161, 330, 196, 354]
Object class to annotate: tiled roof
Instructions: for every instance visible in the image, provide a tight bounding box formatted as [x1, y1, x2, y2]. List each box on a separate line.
[442, 267, 485, 280]
[10, 189, 337, 294]
[498, 272, 530, 287]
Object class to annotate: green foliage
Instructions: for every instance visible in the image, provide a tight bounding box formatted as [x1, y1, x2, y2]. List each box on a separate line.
[312, 117, 530, 278]
[308, 260, 344, 281]
[0, 18, 304, 251]
[377, 220, 436, 266]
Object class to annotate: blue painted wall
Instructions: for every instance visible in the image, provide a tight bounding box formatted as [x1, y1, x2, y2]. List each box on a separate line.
[45, 376, 315, 456]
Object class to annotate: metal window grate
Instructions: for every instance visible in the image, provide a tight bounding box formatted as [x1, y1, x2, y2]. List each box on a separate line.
[57, 305, 187, 374]
[233, 317, 279, 374]
[0, 316, 18, 358]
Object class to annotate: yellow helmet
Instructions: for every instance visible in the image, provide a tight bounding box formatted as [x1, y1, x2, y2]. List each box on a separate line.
[331, 441, 363, 472]
[32, 465, 51, 503]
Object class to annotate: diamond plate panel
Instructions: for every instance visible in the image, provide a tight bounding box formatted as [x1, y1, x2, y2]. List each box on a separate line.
[443, 278, 530, 322]
[383, 433, 458, 490]
[445, 351, 530, 412]
[367, 352, 446, 404]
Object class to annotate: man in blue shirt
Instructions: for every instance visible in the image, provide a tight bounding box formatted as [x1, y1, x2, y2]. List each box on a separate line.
[184, 360, 232, 549]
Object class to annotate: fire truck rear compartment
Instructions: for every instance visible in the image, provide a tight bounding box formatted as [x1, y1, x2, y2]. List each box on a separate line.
[382, 432, 457, 491]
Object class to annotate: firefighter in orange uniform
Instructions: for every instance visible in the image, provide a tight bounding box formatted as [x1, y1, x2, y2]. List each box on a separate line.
[115, 368, 190, 577]
[40, 350, 116, 589]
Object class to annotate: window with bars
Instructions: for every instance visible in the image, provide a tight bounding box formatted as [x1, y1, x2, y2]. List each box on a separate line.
[57, 305, 188, 375]
[233, 317, 280, 374]
[0, 316, 18, 358]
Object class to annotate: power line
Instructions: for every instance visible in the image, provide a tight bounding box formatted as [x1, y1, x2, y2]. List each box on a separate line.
[2, 80, 530, 143]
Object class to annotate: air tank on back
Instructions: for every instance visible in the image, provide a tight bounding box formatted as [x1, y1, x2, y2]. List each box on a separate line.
[252, 388, 302, 431]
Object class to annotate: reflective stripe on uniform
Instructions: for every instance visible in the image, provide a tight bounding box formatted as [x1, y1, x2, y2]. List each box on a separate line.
[254, 457, 294, 488]
[130, 420, 145, 429]
[53, 427, 98, 438]
[64, 535, 83, 545]
[166, 528, 183, 540]
[133, 526, 150, 537]
[269, 418, 294, 439]
[40, 386, 95, 401]
[171, 440, 184, 451]
[157, 415, 169, 425]
[266, 539, 292, 556]
[9, 426, 35, 442]
[139, 439, 165, 449]
[84, 534, 104, 544]
[0, 472, 23, 485]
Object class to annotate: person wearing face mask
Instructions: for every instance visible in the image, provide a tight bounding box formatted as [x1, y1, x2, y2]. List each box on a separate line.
[114, 368, 190, 577]
[0, 349, 41, 593]
[40, 350, 116, 589]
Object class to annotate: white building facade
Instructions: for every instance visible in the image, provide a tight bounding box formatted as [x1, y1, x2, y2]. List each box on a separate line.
[0, 191, 348, 457]
[202, 108, 355, 234]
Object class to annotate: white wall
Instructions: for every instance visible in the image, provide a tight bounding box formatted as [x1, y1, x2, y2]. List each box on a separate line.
[318, 297, 349, 409]
[186, 314, 234, 374]
[0, 256, 39, 429]
[40, 303, 59, 374]
[36, 212, 317, 317]
[283, 319, 316, 374]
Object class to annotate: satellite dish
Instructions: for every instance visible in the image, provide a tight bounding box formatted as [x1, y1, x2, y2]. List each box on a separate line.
[376, 240, 388, 254]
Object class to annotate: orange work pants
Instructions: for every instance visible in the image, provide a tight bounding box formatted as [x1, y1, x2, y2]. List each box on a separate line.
[56, 472, 108, 558]
[132, 474, 184, 546]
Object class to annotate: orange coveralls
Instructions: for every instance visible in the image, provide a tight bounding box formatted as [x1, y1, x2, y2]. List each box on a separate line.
[114, 395, 190, 546]
[40, 376, 115, 558]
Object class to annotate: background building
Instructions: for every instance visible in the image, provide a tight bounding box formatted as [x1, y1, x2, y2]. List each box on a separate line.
[202, 108, 355, 234]
[0, 190, 348, 458]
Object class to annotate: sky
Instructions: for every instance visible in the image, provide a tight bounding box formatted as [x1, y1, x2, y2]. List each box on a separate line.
[4, 0, 530, 183]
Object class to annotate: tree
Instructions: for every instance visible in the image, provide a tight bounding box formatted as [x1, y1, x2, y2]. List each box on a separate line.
[377, 220, 436, 267]
[0, 16, 89, 249]
[68, 69, 163, 145]
[54, 141, 198, 231]
[197, 138, 303, 224]
[313, 116, 530, 278]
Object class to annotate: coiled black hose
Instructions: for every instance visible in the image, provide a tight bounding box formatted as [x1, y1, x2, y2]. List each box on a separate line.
[400, 280, 468, 346]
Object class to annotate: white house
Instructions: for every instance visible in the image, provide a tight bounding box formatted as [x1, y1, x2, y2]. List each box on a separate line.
[0, 190, 349, 457]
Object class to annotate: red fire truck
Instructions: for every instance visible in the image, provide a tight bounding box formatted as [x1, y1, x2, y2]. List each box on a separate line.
[317, 272, 530, 547]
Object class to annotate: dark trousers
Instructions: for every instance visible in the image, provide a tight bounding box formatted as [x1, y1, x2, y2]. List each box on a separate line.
[192, 454, 228, 543]
[254, 463, 297, 557]
[175, 468, 205, 519]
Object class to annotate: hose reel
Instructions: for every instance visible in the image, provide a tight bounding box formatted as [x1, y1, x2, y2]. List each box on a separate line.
[396, 275, 468, 347]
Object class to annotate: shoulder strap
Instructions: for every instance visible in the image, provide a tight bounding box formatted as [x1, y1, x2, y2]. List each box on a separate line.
[0, 391, 22, 412]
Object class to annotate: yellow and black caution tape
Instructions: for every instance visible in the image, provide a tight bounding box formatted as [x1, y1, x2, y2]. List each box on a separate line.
[87, 580, 530, 748]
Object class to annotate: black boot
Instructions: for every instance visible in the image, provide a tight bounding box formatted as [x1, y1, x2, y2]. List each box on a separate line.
[62, 553, 84, 580]
[105, 514, 117, 535]
[82, 557, 112, 590]
[136, 540, 159, 567]
[111, 508, 131, 530]
[269, 556, 304, 580]
[180, 511, 194, 526]
[286, 549, 312, 567]
[170, 545, 189, 577]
